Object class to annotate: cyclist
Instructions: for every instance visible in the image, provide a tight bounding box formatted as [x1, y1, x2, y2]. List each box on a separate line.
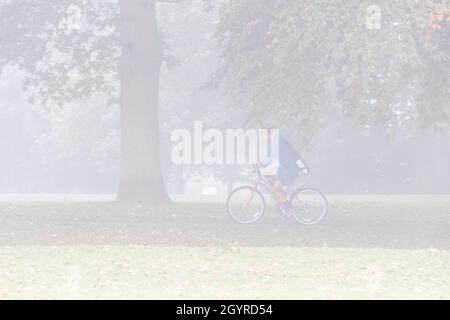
[260, 131, 306, 215]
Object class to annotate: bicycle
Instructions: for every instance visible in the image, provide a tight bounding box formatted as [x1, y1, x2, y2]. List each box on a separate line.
[227, 163, 328, 225]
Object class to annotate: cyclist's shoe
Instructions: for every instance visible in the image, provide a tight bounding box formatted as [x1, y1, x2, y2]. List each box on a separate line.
[277, 203, 292, 217]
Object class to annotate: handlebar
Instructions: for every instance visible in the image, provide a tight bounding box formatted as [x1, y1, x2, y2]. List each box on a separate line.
[254, 160, 311, 176]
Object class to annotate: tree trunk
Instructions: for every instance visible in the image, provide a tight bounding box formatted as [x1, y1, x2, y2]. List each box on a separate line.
[117, 0, 170, 204]
[173, 164, 185, 195]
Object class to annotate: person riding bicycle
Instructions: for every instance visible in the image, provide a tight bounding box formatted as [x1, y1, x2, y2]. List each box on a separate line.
[260, 131, 306, 215]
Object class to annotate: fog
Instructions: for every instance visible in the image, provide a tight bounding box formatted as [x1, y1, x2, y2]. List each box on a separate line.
[0, 0, 449, 300]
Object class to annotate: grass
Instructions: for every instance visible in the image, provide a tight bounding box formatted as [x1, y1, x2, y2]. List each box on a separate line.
[0, 194, 449, 299]
[1, 246, 449, 299]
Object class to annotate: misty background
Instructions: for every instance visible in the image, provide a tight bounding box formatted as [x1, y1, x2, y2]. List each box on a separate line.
[1, 0, 448, 196]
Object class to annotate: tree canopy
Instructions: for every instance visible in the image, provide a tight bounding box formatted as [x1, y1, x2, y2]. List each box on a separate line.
[215, 0, 450, 141]
[2, 0, 447, 143]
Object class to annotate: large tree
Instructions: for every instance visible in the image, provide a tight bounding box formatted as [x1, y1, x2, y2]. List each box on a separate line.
[117, 0, 167, 203]
[0, 0, 169, 204]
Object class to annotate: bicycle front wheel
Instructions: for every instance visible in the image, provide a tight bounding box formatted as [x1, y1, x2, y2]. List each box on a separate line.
[227, 186, 265, 224]
[289, 188, 328, 225]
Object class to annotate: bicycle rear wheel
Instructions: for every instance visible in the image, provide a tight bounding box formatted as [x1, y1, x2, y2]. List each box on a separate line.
[227, 186, 265, 224]
[289, 188, 328, 225]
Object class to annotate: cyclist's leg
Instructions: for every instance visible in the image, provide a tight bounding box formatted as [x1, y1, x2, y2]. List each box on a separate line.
[272, 179, 288, 204]
[262, 175, 286, 204]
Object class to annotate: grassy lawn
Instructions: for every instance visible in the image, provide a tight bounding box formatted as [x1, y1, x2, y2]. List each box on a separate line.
[0, 195, 449, 299]
[0, 246, 449, 299]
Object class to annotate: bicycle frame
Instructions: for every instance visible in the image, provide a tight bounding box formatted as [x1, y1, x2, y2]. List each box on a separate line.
[249, 166, 306, 201]
[249, 167, 283, 202]
[253, 170, 275, 194]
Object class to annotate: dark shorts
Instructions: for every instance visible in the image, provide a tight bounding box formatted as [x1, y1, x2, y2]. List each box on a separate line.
[277, 166, 298, 185]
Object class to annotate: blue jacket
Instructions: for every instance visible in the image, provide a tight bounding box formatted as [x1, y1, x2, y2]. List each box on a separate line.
[278, 137, 301, 178]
